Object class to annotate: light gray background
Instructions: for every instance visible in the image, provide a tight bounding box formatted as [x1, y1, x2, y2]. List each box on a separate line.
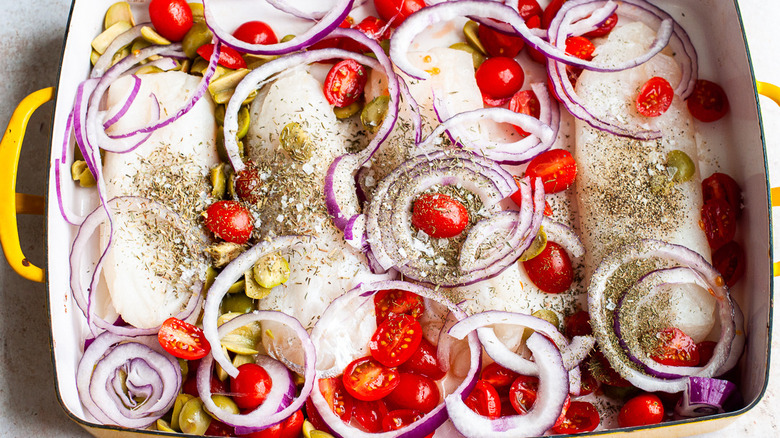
[0, 1, 778, 437]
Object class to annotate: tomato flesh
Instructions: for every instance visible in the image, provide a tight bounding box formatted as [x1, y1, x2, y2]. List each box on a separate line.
[524, 149, 578, 193]
[636, 76, 674, 117]
[648, 327, 700, 367]
[342, 357, 400, 401]
[244, 410, 303, 438]
[702, 172, 742, 216]
[700, 198, 737, 251]
[564, 310, 592, 338]
[618, 393, 665, 428]
[323, 59, 368, 108]
[584, 13, 618, 38]
[522, 241, 574, 294]
[369, 314, 423, 367]
[319, 377, 354, 421]
[398, 338, 446, 380]
[351, 399, 389, 433]
[233, 21, 278, 45]
[196, 43, 248, 69]
[517, 0, 543, 20]
[382, 409, 431, 436]
[509, 90, 541, 137]
[374, 289, 425, 324]
[157, 317, 211, 360]
[230, 363, 273, 410]
[149, 0, 193, 42]
[475, 57, 525, 100]
[687, 79, 729, 122]
[565, 36, 596, 61]
[478, 21, 525, 58]
[542, 0, 566, 29]
[481, 362, 520, 390]
[712, 241, 746, 287]
[551, 401, 600, 434]
[509, 375, 538, 415]
[374, 0, 426, 27]
[385, 373, 440, 413]
[342, 16, 391, 53]
[411, 193, 470, 238]
[464, 380, 501, 418]
[697, 341, 717, 366]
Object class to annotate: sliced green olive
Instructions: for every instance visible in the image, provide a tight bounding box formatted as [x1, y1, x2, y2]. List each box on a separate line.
[178, 358, 189, 380]
[463, 20, 487, 56]
[302, 420, 317, 438]
[279, 122, 313, 162]
[92, 21, 133, 54]
[209, 69, 251, 104]
[245, 54, 280, 70]
[228, 278, 246, 294]
[237, 106, 250, 140]
[206, 395, 240, 419]
[156, 418, 175, 432]
[531, 309, 560, 329]
[215, 357, 228, 382]
[667, 149, 695, 183]
[214, 105, 226, 125]
[245, 270, 272, 300]
[310, 431, 337, 438]
[281, 34, 296, 43]
[190, 58, 209, 75]
[90, 50, 101, 66]
[182, 22, 213, 59]
[518, 227, 547, 262]
[333, 102, 362, 119]
[71, 160, 96, 187]
[210, 163, 228, 199]
[233, 354, 256, 368]
[141, 26, 171, 46]
[133, 65, 164, 75]
[253, 252, 290, 289]
[105, 2, 135, 29]
[130, 37, 152, 54]
[449, 42, 486, 69]
[227, 168, 239, 198]
[361, 95, 390, 133]
[207, 242, 244, 269]
[171, 393, 195, 431]
[218, 312, 262, 354]
[222, 292, 255, 314]
[178, 397, 211, 435]
[189, 3, 205, 23]
[178, 58, 192, 73]
[203, 266, 218, 294]
[111, 46, 131, 66]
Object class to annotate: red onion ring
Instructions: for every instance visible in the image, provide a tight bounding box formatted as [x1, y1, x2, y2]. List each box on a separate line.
[675, 377, 739, 418]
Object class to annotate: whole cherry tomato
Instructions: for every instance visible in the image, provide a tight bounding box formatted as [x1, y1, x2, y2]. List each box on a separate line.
[464, 380, 502, 418]
[551, 401, 600, 434]
[522, 241, 574, 294]
[352, 399, 389, 433]
[617, 393, 665, 428]
[702, 172, 742, 216]
[398, 338, 446, 380]
[584, 13, 618, 38]
[374, 289, 425, 324]
[342, 357, 400, 401]
[478, 21, 525, 58]
[687, 79, 729, 122]
[230, 363, 273, 410]
[203, 200, 254, 244]
[481, 362, 520, 390]
[196, 43, 247, 69]
[411, 193, 470, 238]
[233, 21, 278, 45]
[149, 0, 193, 42]
[243, 410, 303, 438]
[524, 149, 578, 193]
[318, 377, 354, 421]
[385, 373, 441, 413]
[374, 0, 426, 27]
[475, 57, 525, 100]
[700, 198, 737, 251]
[369, 314, 423, 367]
[564, 310, 592, 338]
[636, 77, 674, 117]
[157, 317, 211, 360]
[649, 327, 700, 367]
[712, 241, 746, 287]
[323, 59, 368, 108]
[509, 90, 541, 136]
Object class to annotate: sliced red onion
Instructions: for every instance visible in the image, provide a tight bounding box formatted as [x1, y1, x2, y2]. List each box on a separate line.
[588, 239, 738, 393]
[324, 153, 362, 231]
[202, 236, 311, 376]
[125, 56, 181, 75]
[308, 280, 481, 438]
[90, 24, 146, 79]
[197, 311, 315, 434]
[102, 75, 141, 130]
[55, 109, 87, 226]
[541, 217, 586, 258]
[675, 377, 738, 417]
[76, 332, 180, 428]
[266, 0, 327, 20]
[203, 0, 353, 55]
[445, 333, 569, 437]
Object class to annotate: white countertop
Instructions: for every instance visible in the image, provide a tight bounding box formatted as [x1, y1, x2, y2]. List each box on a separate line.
[0, 0, 778, 437]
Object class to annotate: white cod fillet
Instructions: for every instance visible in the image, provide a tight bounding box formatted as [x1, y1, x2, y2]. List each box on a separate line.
[100, 72, 219, 329]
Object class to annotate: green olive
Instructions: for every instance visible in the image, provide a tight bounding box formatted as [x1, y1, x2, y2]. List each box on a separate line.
[667, 149, 695, 183]
[182, 22, 214, 59]
[281, 34, 296, 43]
[205, 395, 240, 419]
[237, 106, 251, 140]
[245, 270, 272, 300]
[215, 105, 226, 125]
[90, 50, 101, 66]
[310, 430, 337, 438]
[463, 20, 488, 56]
[233, 354, 255, 368]
[178, 358, 189, 380]
[449, 42, 486, 69]
[190, 57, 209, 75]
[156, 418, 175, 432]
[531, 309, 560, 329]
[279, 122, 313, 162]
[253, 252, 291, 289]
[210, 164, 228, 199]
[361, 95, 390, 133]
[171, 393, 195, 431]
[178, 397, 211, 435]
[302, 420, 317, 438]
[111, 47, 131, 66]
[141, 26, 171, 46]
[92, 21, 132, 54]
[518, 228, 547, 262]
[133, 65, 164, 75]
[218, 313, 262, 354]
[333, 101, 362, 119]
[222, 292, 255, 314]
[105, 2, 135, 29]
[189, 3, 205, 23]
[71, 160, 96, 188]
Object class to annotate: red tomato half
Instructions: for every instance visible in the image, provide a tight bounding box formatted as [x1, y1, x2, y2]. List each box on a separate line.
[565, 36, 596, 61]
[564, 310, 592, 338]
[230, 363, 273, 410]
[542, 0, 566, 29]
[243, 410, 303, 438]
[205, 420, 233, 437]
[464, 380, 502, 418]
[649, 327, 700, 367]
[702, 172, 742, 216]
[524, 149, 578, 193]
[589, 350, 632, 387]
[382, 409, 431, 436]
[478, 21, 525, 58]
[509, 375, 538, 415]
[196, 44, 248, 69]
[374, 0, 425, 27]
[385, 373, 441, 413]
[523, 241, 574, 293]
[617, 393, 665, 428]
[369, 314, 423, 367]
[584, 13, 618, 38]
[578, 365, 600, 396]
[323, 59, 368, 108]
[411, 193, 470, 238]
[697, 341, 717, 366]
[233, 21, 278, 45]
[342, 357, 400, 401]
[517, 0, 543, 20]
[712, 241, 746, 287]
[157, 317, 211, 360]
[398, 338, 446, 380]
[526, 15, 547, 64]
[203, 200, 254, 244]
[636, 76, 674, 117]
[351, 399, 388, 433]
[509, 90, 541, 136]
[700, 198, 737, 251]
[149, 0, 193, 42]
[342, 16, 391, 53]
[551, 401, 600, 434]
[475, 57, 525, 100]
[687, 79, 729, 122]
[374, 289, 425, 324]
[481, 362, 520, 390]
[509, 177, 553, 216]
[318, 377, 354, 422]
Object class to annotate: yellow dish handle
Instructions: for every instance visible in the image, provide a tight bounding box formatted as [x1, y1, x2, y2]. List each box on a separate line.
[757, 82, 780, 276]
[0, 87, 53, 283]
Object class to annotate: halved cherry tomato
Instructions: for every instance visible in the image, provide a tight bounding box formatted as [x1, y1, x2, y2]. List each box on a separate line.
[304, 398, 329, 432]
[649, 327, 700, 367]
[318, 377, 354, 421]
[481, 362, 520, 390]
[702, 172, 742, 216]
[524, 149, 577, 193]
[205, 419, 234, 437]
[475, 57, 525, 100]
[149, 0, 193, 42]
[509, 375, 538, 415]
[482, 93, 513, 108]
[411, 193, 470, 238]
[182, 370, 227, 397]
[617, 393, 665, 428]
[230, 363, 273, 410]
[700, 198, 737, 251]
[687, 79, 729, 122]
[351, 399, 388, 433]
[564, 310, 592, 338]
[374, 289, 425, 324]
[584, 13, 618, 38]
[385, 373, 441, 413]
[342, 357, 400, 401]
[374, 0, 426, 27]
[636, 76, 674, 117]
[517, 0, 543, 20]
[526, 15, 547, 64]
[551, 401, 600, 434]
[233, 21, 278, 45]
[243, 410, 303, 438]
[398, 338, 446, 380]
[235, 164, 264, 204]
[542, 0, 566, 29]
[157, 317, 211, 360]
[323, 59, 368, 108]
[464, 380, 501, 418]
[565, 36, 596, 61]
[203, 200, 254, 244]
[696, 341, 717, 366]
[382, 409, 432, 437]
[578, 365, 600, 396]
[342, 16, 391, 53]
[509, 90, 541, 136]
[196, 44, 248, 69]
[369, 314, 423, 367]
[509, 177, 553, 215]
[712, 241, 746, 287]
[478, 21, 525, 58]
[523, 241, 574, 294]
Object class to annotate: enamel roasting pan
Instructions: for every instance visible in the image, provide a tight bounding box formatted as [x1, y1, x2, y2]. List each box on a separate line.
[1, 0, 778, 437]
